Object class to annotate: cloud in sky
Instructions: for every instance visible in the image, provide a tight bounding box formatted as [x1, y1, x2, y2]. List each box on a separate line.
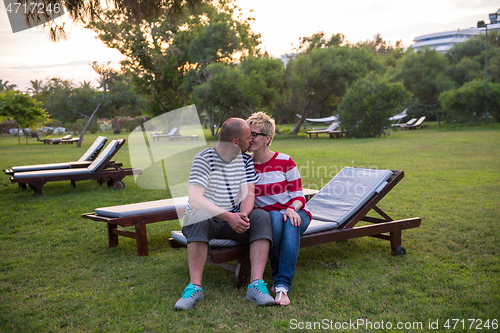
[0, 0, 498, 89]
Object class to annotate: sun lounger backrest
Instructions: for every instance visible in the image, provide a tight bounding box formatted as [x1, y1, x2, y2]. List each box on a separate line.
[167, 127, 179, 136]
[87, 140, 122, 172]
[78, 136, 108, 162]
[406, 118, 417, 125]
[304, 167, 393, 225]
[326, 122, 339, 132]
[414, 116, 426, 126]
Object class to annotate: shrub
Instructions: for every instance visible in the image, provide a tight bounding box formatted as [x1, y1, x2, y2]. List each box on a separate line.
[439, 79, 500, 123]
[338, 74, 412, 138]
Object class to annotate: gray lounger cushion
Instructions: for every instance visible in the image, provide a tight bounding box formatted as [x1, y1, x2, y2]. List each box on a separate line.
[11, 136, 107, 173]
[95, 197, 188, 218]
[171, 230, 242, 248]
[78, 136, 107, 161]
[13, 168, 91, 179]
[87, 140, 120, 172]
[12, 162, 71, 172]
[304, 167, 392, 226]
[303, 167, 391, 235]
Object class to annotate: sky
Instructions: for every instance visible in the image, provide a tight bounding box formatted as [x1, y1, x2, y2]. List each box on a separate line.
[0, 0, 498, 91]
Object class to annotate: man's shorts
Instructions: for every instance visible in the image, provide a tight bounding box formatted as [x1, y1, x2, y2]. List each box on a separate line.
[182, 208, 272, 245]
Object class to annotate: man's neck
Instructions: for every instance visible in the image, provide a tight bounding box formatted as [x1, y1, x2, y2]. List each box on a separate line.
[215, 143, 242, 162]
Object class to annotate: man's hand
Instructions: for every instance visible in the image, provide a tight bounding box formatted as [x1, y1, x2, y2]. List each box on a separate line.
[224, 212, 250, 233]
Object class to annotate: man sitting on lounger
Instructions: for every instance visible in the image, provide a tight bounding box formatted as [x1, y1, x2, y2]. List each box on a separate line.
[174, 118, 274, 310]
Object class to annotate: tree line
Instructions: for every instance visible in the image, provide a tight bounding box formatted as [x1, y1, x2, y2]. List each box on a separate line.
[2, 0, 500, 140]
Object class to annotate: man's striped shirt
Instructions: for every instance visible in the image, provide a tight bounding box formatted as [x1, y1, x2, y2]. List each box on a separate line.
[186, 147, 259, 213]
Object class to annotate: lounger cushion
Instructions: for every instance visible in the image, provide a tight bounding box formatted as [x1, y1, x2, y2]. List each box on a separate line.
[13, 168, 91, 179]
[78, 136, 107, 161]
[302, 219, 339, 235]
[95, 197, 188, 218]
[87, 140, 121, 172]
[304, 167, 392, 225]
[171, 230, 242, 248]
[12, 162, 71, 172]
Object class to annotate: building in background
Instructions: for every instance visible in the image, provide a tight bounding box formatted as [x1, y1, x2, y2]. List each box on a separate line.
[412, 8, 500, 53]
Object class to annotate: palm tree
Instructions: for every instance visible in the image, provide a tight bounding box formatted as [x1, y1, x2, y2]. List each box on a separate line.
[0, 80, 17, 92]
[79, 81, 93, 90]
[27, 79, 43, 95]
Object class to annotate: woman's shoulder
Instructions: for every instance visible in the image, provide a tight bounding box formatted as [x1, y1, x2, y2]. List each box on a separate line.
[275, 152, 297, 164]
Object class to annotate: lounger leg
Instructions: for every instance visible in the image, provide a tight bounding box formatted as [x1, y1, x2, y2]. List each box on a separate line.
[234, 250, 250, 289]
[135, 225, 149, 256]
[390, 230, 402, 253]
[107, 223, 119, 247]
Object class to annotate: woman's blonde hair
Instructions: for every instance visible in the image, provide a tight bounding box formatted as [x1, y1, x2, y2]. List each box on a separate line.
[246, 111, 276, 146]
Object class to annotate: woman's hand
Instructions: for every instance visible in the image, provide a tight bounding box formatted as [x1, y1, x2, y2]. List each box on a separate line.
[284, 208, 301, 227]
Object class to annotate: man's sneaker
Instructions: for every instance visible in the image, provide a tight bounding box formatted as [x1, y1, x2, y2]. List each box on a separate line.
[245, 280, 275, 306]
[174, 283, 204, 310]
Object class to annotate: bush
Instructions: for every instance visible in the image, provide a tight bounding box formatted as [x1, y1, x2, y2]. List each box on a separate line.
[0, 120, 17, 134]
[117, 116, 147, 132]
[338, 74, 412, 138]
[439, 79, 500, 123]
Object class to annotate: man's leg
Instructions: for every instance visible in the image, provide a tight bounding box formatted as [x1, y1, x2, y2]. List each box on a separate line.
[174, 241, 207, 310]
[249, 238, 270, 282]
[187, 241, 208, 285]
[244, 209, 275, 306]
[175, 215, 213, 311]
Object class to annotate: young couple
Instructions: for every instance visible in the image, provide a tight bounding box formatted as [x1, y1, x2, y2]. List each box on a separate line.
[175, 112, 311, 310]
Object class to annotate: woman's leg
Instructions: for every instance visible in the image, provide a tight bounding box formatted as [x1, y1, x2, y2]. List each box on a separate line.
[274, 210, 310, 292]
[273, 210, 310, 305]
[268, 211, 284, 282]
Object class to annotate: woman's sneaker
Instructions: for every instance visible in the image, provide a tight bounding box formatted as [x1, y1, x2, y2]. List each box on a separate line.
[174, 283, 204, 310]
[245, 280, 275, 306]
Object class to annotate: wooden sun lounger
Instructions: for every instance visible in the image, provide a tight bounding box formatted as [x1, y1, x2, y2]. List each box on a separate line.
[169, 135, 200, 141]
[306, 122, 342, 139]
[401, 116, 428, 130]
[151, 128, 180, 141]
[82, 169, 420, 288]
[392, 118, 417, 127]
[39, 134, 80, 145]
[10, 139, 139, 195]
[4, 136, 108, 175]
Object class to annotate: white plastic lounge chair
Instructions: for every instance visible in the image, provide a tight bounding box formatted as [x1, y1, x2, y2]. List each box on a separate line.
[5, 136, 108, 175]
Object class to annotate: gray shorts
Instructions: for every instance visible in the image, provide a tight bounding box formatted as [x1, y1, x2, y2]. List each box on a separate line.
[182, 208, 272, 245]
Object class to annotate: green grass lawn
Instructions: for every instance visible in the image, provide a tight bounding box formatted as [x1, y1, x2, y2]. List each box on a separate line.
[1, 123, 499, 332]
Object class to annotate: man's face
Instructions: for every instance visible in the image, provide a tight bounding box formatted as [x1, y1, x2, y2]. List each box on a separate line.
[236, 124, 252, 153]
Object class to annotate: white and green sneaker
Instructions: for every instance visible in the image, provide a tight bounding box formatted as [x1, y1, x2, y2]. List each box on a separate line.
[245, 280, 275, 306]
[174, 283, 204, 310]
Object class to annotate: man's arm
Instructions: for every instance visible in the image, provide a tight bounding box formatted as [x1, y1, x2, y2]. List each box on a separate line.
[238, 183, 255, 217]
[188, 184, 250, 233]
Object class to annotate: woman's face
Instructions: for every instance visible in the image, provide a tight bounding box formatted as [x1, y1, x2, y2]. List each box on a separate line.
[248, 124, 268, 152]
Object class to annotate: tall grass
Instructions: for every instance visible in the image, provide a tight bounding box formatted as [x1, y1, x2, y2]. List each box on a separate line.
[1, 123, 499, 332]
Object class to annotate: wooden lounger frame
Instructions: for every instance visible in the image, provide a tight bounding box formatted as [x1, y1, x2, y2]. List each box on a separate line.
[11, 140, 136, 195]
[82, 170, 420, 288]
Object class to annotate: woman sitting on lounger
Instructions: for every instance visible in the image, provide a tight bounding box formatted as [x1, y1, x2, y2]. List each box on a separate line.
[246, 112, 311, 306]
